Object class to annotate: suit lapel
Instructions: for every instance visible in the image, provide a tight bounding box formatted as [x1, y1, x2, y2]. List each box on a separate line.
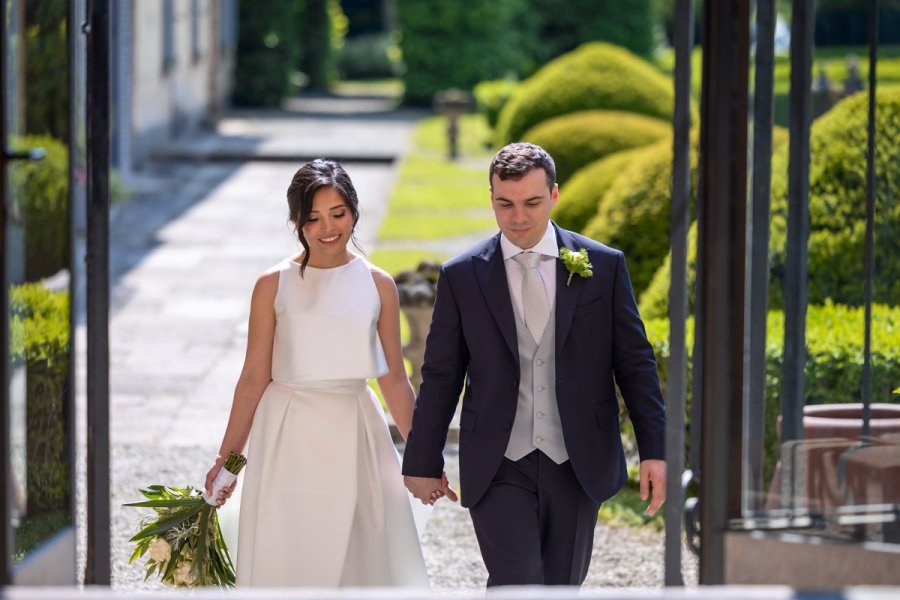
[554, 224, 586, 351]
[474, 234, 518, 361]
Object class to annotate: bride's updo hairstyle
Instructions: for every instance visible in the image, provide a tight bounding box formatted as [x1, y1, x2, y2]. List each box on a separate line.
[286, 159, 361, 275]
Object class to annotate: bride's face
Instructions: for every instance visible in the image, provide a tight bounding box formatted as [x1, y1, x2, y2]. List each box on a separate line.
[301, 186, 353, 265]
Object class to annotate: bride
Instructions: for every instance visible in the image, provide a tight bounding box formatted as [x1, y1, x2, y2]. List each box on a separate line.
[204, 159, 456, 587]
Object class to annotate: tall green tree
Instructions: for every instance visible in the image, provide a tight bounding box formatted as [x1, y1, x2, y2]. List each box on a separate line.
[232, 0, 304, 107]
[25, 1, 68, 142]
[398, 0, 531, 105]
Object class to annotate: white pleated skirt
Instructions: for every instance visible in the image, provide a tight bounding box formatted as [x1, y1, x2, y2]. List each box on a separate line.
[235, 379, 429, 588]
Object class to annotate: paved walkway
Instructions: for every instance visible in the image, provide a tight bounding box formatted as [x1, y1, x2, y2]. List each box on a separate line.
[79, 94, 698, 591]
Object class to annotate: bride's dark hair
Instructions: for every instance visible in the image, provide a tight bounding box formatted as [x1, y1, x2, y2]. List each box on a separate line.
[286, 159, 361, 276]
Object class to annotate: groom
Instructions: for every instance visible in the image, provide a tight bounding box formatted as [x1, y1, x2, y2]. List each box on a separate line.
[402, 142, 666, 586]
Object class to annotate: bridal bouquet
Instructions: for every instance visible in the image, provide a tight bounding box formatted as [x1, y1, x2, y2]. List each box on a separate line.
[124, 452, 247, 588]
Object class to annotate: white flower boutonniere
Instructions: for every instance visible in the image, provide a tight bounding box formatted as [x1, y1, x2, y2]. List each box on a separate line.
[560, 248, 593, 286]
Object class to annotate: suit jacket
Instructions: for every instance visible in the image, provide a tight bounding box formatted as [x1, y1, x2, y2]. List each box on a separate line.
[402, 223, 665, 507]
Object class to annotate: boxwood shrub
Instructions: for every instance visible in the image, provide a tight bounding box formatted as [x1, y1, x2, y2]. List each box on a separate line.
[582, 135, 697, 295]
[552, 146, 651, 233]
[769, 87, 900, 307]
[495, 42, 695, 147]
[521, 110, 670, 185]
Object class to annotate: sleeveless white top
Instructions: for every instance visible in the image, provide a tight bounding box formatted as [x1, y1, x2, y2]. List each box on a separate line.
[271, 255, 389, 384]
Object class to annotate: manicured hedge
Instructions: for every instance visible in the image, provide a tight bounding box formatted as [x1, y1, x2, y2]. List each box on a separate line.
[769, 88, 900, 307]
[642, 303, 900, 479]
[495, 42, 694, 147]
[521, 110, 670, 186]
[9, 135, 69, 282]
[553, 146, 651, 233]
[397, 0, 531, 106]
[9, 283, 70, 515]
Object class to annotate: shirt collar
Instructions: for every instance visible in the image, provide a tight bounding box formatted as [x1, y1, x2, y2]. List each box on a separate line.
[500, 222, 559, 261]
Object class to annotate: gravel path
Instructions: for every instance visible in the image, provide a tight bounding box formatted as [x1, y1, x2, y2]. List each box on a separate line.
[99, 443, 697, 592]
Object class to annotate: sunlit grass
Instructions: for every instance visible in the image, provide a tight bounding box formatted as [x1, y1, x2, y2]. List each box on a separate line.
[414, 113, 494, 157]
[379, 214, 496, 241]
[331, 78, 404, 98]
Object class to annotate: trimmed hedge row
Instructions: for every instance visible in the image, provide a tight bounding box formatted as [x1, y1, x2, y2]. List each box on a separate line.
[642, 303, 900, 480]
[9, 283, 70, 515]
[521, 110, 670, 186]
[495, 43, 694, 147]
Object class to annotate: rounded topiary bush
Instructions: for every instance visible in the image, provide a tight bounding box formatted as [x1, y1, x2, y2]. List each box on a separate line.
[769, 88, 900, 307]
[521, 110, 670, 186]
[638, 221, 697, 320]
[553, 146, 657, 234]
[583, 134, 698, 295]
[635, 126, 790, 319]
[495, 42, 694, 147]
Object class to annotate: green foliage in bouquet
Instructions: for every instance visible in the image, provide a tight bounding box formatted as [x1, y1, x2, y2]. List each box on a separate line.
[125, 452, 247, 588]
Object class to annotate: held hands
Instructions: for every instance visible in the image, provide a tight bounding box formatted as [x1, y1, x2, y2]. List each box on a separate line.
[639, 458, 667, 516]
[404, 473, 459, 505]
[204, 456, 237, 508]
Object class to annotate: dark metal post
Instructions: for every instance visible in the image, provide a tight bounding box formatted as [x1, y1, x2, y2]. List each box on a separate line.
[665, 0, 694, 586]
[861, 0, 878, 438]
[84, 0, 111, 585]
[0, 1, 11, 582]
[745, 0, 777, 511]
[781, 0, 814, 445]
[697, 0, 750, 584]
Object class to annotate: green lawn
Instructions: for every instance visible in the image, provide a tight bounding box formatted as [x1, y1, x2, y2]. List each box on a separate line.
[656, 44, 900, 100]
[377, 115, 496, 242]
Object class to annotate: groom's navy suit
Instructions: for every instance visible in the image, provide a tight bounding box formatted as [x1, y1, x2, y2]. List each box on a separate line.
[403, 223, 665, 583]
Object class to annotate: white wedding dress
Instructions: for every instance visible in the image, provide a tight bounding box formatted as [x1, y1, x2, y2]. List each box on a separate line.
[235, 255, 429, 587]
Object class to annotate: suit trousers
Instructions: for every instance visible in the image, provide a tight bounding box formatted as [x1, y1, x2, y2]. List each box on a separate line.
[468, 450, 600, 586]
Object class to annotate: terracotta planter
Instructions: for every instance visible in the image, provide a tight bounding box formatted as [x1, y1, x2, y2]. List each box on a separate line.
[766, 403, 900, 516]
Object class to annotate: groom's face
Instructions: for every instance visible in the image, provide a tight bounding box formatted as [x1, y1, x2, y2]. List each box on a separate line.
[490, 168, 559, 250]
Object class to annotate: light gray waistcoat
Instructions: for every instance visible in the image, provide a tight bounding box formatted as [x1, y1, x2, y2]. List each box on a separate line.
[504, 304, 569, 464]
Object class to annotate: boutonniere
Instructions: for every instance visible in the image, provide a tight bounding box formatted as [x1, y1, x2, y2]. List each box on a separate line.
[560, 248, 593, 286]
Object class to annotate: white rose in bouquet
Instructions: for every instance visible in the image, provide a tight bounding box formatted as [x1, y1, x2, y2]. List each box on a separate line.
[147, 538, 172, 562]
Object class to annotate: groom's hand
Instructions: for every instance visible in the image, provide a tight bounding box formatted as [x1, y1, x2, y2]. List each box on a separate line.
[639, 459, 666, 516]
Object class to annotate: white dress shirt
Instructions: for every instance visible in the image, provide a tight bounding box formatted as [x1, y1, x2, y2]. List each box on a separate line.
[500, 224, 559, 323]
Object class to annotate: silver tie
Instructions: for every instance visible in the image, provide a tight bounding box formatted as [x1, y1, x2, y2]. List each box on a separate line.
[513, 252, 550, 342]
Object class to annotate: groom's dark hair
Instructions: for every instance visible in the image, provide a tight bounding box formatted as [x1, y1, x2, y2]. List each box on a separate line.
[489, 142, 556, 192]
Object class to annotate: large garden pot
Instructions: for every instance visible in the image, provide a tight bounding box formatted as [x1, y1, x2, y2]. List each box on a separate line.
[767, 403, 900, 520]
[394, 262, 440, 392]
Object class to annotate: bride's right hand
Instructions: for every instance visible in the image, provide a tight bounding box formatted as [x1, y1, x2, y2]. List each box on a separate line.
[204, 456, 235, 508]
